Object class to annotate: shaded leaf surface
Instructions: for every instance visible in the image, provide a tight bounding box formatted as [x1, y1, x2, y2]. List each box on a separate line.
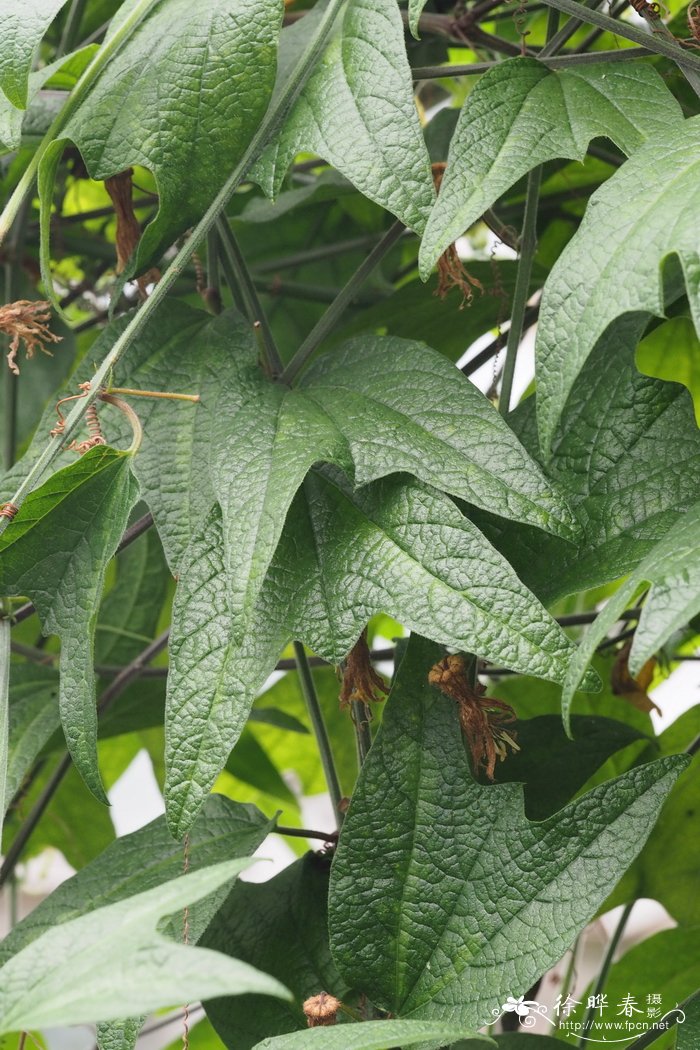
[252, 0, 435, 233]
[0, 0, 70, 107]
[329, 636, 685, 1024]
[204, 853, 349, 1050]
[536, 117, 700, 456]
[251, 1021, 492, 1050]
[4, 664, 59, 809]
[0, 447, 139, 801]
[0, 859, 289, 1033]
[420, 58, 681, 278]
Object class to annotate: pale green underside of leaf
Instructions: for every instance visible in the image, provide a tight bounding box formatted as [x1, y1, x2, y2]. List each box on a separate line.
[536, 116, 700, 457]
[165, 470, 589, 836]
[96, 1018, 145, 1050]
[0, 859, 289, 1033]
[252, 1021, 493, 1050]
[562, 499, 700, 724]
[0, 447, 138, 802]
[329, 636, 686, 1025]
[40, 0, 282, 272]
[0, 48, 93, 153]
[470, 336, 700, 605]
[408, 0, 429, 37]
[251, 0, 435, 234]
[419, 57, 682, 278]
[0, 0, 70, 107]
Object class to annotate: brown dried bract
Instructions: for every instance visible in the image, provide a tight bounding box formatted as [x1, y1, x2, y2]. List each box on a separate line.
[104, 168, 160, 294]
[303, 992, 341, 1027]
[432, 163, 484, 305]
[340, 629, 389, 707]
[429, 653, 519, 780]
[1, 300, 61, 376]
[611, 640, 660, 715]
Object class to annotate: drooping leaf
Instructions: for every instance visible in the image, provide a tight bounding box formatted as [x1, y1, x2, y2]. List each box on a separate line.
[471, 338, 700, 605]
[536, 117, 700, 457]
[0, 0, 70, 108]
[0, 793, 273, 965]
[408, 0, 429, 37]
[251, 0, 435, 234]
[0, 446, 139, 801]
[561, 500, 700, 721]
[251, 1021, 493, 1050]
[329, 636, 685, 1025]
[165, 472, 593, 836]
[203, 853, 349, 1050]
[419, 58, 682, 279]
[40, 0, 283, 273]
[0, 858, 290, 1034]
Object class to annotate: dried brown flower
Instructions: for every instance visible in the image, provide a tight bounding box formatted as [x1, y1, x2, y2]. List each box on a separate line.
[303, 992, 341, 1027]
[1, 300, 62, 375]
[340, 629, 389, 707]
[611, 640, 660, 715]
[432, 162, 484, 305]
[104, 168, 160, 294]
[429, 653, 519, 780]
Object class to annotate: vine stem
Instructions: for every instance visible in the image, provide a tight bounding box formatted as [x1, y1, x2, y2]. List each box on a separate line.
[0, 0, 351, 533]
[293, 641, 343, 825]
[499, 166, 541, 417]
[579, 901, 635, 1048]
[280, 220, 406, 384]
[0, 0, 161, 244]
[412, 47, 652, 78]
[0, 616, 10, 848]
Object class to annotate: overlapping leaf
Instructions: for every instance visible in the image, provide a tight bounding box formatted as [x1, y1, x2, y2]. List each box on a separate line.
[39, 0, 283, 273]
[0, 446, 138, 802]
[3, 664, 59, 812]
[251, 1021, 492, 1050]
[165, 471, 591, 836]
[471, 338, 700, 605]
[0, 0, 70, 107]
[419, 58, 682, 278]
[251, 0, 435, 233]
[328, 636, 685, 1025]
[536, 116, 700, 457]
[0, 859, 289, 1034]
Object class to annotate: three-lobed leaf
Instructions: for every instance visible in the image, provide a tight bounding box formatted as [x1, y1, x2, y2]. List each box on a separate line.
[329, 635, 685, 1024]
[419, 58, 682, 278]
[0, 446, 139, 801]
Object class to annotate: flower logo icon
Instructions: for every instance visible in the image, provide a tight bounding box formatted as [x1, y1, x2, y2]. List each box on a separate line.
[504, 996, 532, 1018]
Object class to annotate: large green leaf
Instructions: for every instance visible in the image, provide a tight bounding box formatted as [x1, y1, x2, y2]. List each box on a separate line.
[471, 338, 700, 605]
[204, 853, 349, 1049]
[40, 0, 283, 272]
[0, 0, 70, 107]
[329, 636, 685, 1025]
[0, 446, 139, 801]
[419, 58, 681, 279]
[166, 470, 593, 835]
[251, 1022, 493, 1050]
[251, 0, 435, 234]
[536, 117, 700, 457]
[0, 859, 290, 1034]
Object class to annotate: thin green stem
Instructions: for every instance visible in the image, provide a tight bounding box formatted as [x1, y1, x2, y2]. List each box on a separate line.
[58, 0, 88, 57]
[579, 901, 635, 1048]
[499, 166, 541, 417]
[0, 0, 351, 530]
[252, 234, 380, 274]
[281, 219, 405, 384]
[351, 700, 373, 767]
[411, 46, 652, 78]
[216, 216, 283, 374]
[0, 0, 161, 244]
[0, 615, 10, 849]
[554, 938, 580, 1030]
[293, 641, 343, 824]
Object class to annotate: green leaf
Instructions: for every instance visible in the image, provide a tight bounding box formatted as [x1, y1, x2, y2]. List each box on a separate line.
[300, 335, 577, 540]
[251, 1021, 493, 1050]
[329, 636, 685, 1025]
[637, 315, 700, 426]
[41, 0, 283, 273]
[408, 0, 429, 37]
[419, 58, 681, 279]
[0, 446, 139, 801]
[226, 728, 297, 807]
[96, 1018, 145, 1050]
[166, 472, 592, 835]
[203, 853, 349, 1049]
[0, 858, 290, 1034]
[562, 500, 700, 721]
[4, 664, 59, 809]
[471, 338, 700, 605]
[251, 0, 435, 234]
[0, 793, 273, 965]
[0, 619, 10, 846]
[536, 117, 700, 457]
[0, 0, 70, 107]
